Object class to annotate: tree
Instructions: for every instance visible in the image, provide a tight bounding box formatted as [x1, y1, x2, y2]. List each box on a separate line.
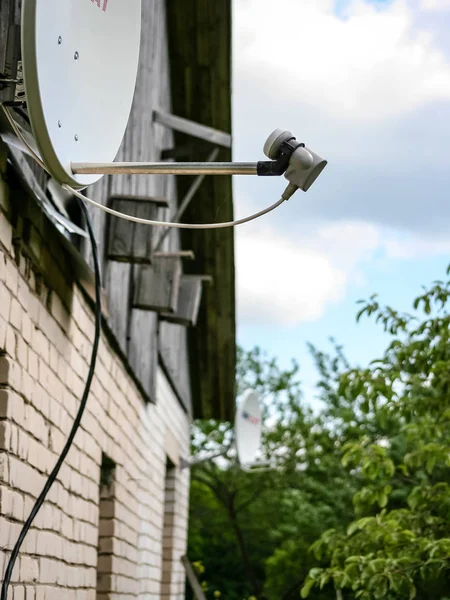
[187, 347, 356, 600]
[189, 266, 450, 600]
[302, 276, 450, 599]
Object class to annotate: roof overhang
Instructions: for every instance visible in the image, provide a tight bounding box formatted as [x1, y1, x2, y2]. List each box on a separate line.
[166, 0, 235, 421]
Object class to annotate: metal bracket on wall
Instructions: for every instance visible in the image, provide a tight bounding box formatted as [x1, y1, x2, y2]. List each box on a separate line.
[151, 109, 230, 251]
[153, 146, 220, 252]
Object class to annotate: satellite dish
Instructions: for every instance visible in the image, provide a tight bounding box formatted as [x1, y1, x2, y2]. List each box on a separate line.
[235, 389, 263, 468]
[21, 0, 141, 188]
[179, 390, 272, 472]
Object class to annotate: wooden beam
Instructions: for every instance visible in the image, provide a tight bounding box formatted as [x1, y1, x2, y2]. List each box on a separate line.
[109, 194, 169, 207]
[152, 251, 195, 260]
[153, 110, 232, 148]
[153, 147, 219, 252]
[161, 139, 211, 160]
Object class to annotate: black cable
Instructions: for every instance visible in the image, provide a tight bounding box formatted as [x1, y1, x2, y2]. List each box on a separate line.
[1, 199, 102, 600]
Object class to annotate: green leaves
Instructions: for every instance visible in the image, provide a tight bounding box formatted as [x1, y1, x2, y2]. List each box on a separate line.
[190, 267, 450, 599]
[299, 268, 450, 599]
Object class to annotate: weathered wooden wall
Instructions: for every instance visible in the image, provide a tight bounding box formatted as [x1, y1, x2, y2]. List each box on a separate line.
[74, 0, 193, 410]
[0, 0, 236, 419]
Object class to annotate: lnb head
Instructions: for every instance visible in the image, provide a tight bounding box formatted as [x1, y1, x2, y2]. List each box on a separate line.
[263, 128, 327, 198]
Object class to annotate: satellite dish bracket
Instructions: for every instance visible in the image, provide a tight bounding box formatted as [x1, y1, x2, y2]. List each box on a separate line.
[70, 137, 302, 178]
[179, 449, 228, 470]
[240, 460, 272, 473]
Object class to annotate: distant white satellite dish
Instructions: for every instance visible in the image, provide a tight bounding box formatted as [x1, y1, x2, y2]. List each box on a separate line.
[235, 389, 263, 468]
[179, 390, 272, 472]
[21, 0, 141, 188]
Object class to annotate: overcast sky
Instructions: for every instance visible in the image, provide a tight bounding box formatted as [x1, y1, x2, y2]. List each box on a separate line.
[231, 0, 450, 404]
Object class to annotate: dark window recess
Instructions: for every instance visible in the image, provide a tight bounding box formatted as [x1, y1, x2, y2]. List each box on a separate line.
[161, 457, 177, 598]
[96, 454, 116, 600]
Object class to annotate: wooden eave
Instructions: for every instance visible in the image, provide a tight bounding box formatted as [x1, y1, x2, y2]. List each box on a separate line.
[166, 0, 235, 422]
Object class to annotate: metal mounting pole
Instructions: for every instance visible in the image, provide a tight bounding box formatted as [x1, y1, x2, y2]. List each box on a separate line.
[153, 147, 220, 252]
[180, 449, 227, 469]
[71, 161, 258, 176]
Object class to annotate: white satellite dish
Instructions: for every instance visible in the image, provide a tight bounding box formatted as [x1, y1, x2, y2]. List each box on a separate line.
[21, 0, 141, 188]
[235, 389, 263, 468]
[180, 390, 272, 471]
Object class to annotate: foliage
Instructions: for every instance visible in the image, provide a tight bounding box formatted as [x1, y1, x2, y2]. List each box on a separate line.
[188, 268, 450, 600]
[302, 274, 450, 599]
[187, 347, 356, 599]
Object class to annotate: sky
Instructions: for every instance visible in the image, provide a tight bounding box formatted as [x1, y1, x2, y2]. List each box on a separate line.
[231, 0, 450, 406]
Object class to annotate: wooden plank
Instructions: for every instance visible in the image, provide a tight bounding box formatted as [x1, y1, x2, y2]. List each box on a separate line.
[159, 322, 192, 414]
[181, 556, 207, 600]
[153, 110, 232, 148]
[161, 139, 211, 160]
[160, 275, 203, 327]
[152, 250, 195, 260]
[127, 309, 158, 401]
[133, 257, 181, 313]
[107, 198, 159, 264]
[153, 147, 219, 252]
[109, 194, 169, 207]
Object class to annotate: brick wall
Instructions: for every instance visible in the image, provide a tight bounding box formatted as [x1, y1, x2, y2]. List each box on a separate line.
[0, 168, 190, 599]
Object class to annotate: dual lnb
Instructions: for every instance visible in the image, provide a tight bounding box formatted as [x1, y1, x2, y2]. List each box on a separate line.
[261, 129, 327, 200]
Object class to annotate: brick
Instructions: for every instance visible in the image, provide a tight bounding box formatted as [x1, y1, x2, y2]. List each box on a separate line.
[25, 586, 35, 600]
[18, 429, 29, 461]
[48, 427, 64, 455]
[5, 259, 18, 296]
[21, 314, 32, 344]
[17, 273, 28, 304]
[31, 330, 49, 364]
[0, 211, 12, 253]
[28, 349, 38, 380]
[61, 514, 73, 539]
[1, 420, 18, 454]
[39, 558, 57, 585]
[5, 325, 16, 359]
[50, 295, 70, 334]
[13, 586, 25, 600]
[4, 360, 21, 391]
[38, 360, 51, 390]
[0, 487, 15, 517]
[20, 557, 39, 583]
[0, 315, 6, 350]
[37, 307, 52, 340]
[0, 249, 4, 281]
[21, 370, 34, 404]
[24, 404, 47, 444]
[49, 345, 59, 375]
[16, 337, 27, 369]
[27, 294, 39, 325]
[9, 298, 22, 330]
[8, 456, 45, 497]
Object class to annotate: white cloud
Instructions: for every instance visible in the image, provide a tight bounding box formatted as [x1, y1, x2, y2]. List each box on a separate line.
[232, 0, 450, 328]
[384, 235, 450, 258]
[235, 218, 380, 326]
[234, 0, 450, 121]
[420, 0, 450, 10]
[235, 205, 450, 326]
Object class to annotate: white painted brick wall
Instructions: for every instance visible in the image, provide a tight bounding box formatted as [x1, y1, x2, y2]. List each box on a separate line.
[0, 182, 191, 598]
